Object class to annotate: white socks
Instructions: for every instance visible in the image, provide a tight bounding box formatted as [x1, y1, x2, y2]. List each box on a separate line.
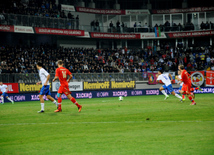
[7, 97, 13, 103]
[52, 100, 58, 106]
[175, 94, 182, 99]
[1, 97, 4, 103]
[161, 90, 168, 97]
[41, 103, 44, 111]
[40, 100, 58, 111]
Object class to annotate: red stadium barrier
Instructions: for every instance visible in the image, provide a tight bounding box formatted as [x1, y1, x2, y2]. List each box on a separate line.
[0, 83, 19, 93]
[34, 27, 84, 36]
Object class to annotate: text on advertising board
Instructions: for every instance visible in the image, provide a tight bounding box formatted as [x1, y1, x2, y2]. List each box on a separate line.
[83, 81, 135, 90]
[84, 81, 110, 90]
[0, 83, 19, 93]
[111, 81, 135, 89]
[19, 83, 51, 92]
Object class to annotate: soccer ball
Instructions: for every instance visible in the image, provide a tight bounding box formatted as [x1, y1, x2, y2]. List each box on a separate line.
[119, 96, 123, 101]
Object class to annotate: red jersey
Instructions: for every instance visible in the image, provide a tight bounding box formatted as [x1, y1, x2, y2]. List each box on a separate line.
[181, 69, 191, 85]
[55, 67, 72, 87]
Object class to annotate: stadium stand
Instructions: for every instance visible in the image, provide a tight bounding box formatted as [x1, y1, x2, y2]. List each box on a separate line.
[0, 44, 214, 75]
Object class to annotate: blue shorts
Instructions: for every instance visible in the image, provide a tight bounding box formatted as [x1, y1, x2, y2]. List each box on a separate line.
[2, 92, 8, 97]
[39, 85, 51, 96]
[179, 85, 182, 90]
[162, 84, 174, 93]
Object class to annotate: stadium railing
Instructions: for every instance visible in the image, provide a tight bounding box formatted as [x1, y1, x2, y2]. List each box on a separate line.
[1, 14, 213, 33]
[2, 14, 78, 29]
[0, 73, 148, 83]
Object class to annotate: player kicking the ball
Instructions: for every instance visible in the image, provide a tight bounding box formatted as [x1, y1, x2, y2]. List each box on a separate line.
[52, 60, 82, 113]
[156, 70, 183, 101]
[0, 82, 14, 104]
[36, 62, 58, 113]
[178, 65, 196, 105]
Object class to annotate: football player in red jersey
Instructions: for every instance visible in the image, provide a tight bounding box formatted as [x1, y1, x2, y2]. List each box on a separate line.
[178, 65, 196, 105]
[53, 60, 82, 112]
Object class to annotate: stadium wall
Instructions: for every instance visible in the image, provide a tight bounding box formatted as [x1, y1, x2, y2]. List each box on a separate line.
[1, 87, 213, 103]
[58, 37, 97, 48]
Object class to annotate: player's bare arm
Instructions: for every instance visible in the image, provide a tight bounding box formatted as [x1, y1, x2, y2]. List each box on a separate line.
[36, 81, 42, 85]
[52, 76, 59, 82]
[169, 74, 173, 82]
[44, 74, 50, 86]
[67, 74, 73, 83]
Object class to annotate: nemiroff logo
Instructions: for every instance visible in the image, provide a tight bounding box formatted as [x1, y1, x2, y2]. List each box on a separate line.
[111, 81, 135, 89]
[19, 83, 51, 92]
[84, 81, 110, 90]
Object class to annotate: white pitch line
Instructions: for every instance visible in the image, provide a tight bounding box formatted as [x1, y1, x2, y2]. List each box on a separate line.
[0, 120, 214, 126]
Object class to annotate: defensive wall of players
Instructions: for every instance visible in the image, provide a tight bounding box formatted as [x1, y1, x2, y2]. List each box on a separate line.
[0, 71, 213, 102]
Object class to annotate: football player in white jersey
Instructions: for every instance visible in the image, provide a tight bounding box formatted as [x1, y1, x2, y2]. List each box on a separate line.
[156, 70, 183, 101]
[36, 62, 58, 113]
[0, 82, 14, 104]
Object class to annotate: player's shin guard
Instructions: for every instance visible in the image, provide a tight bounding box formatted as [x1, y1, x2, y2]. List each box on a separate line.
[70, 97, 81, 107]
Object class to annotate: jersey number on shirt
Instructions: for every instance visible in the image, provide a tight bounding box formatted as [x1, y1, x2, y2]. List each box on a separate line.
[163, 75, 168, 80]
[62, 71, 66, 78]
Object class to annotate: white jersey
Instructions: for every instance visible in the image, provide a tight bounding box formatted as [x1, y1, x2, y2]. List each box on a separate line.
[178, 75, 183, 86]
[157, 73, 171, 86]
[0, 84, 7, 93]
[39, 68, 50, 86]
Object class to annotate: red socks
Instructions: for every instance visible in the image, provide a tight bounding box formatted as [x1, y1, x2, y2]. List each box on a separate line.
[57, 97, 62, 110]
[182, 95, 185, 99]
[190, 87, 198, 91]
[188, 96, 194, 102]
[58, 97, 62, 104]
[70, 97, 80, 107]
[58, 103, 62, 110]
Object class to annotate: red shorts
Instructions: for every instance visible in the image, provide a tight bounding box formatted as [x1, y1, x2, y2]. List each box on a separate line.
[181, 84, 191, 94]
[58, 85, 71, 95]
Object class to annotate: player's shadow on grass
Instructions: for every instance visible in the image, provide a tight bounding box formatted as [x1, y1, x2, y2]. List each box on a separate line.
[45, 110, 80, 116]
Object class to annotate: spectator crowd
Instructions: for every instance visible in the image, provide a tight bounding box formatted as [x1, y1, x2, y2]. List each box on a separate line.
[0, 0, 80, 29]
[0, 44, 214, 75]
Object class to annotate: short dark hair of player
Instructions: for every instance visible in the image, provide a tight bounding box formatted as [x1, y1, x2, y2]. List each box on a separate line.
[179, 65, 184, 70]
[159, 70, 164, 74]
[37, 62, 43, 67]
[57, 60, 63, 65]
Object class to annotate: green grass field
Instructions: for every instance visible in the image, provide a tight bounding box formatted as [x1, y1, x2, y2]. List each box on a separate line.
[0, 94, 214, 155]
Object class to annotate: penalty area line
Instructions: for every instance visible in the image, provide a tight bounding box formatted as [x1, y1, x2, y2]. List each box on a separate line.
[0, 120, 214, 126]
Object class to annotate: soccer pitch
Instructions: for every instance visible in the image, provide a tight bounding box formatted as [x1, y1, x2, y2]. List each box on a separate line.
[0, 94, 214, 155]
